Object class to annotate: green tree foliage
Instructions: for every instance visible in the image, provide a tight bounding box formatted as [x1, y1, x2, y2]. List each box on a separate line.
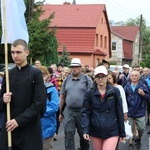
[126, 16, 150, 67]
[143, 55, 150, 68]
[0, 1, 58, 65]
[142, 28, 150, 58]
[59, 45, 71, 67]
[26, 1, 58, 66]
[126, 16, 146, 30]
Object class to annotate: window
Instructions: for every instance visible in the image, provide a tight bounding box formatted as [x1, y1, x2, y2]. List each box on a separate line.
[104, 36, 107, 48]
[112, 42, 117, 51]
[100, 35, 103, 47]
[96, 34, 98, 46]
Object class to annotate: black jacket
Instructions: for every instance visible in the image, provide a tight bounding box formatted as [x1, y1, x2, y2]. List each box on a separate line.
[81, 83, 125, 139]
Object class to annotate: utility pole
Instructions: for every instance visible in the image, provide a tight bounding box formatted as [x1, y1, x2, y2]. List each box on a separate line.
[138, 14, 143, 64]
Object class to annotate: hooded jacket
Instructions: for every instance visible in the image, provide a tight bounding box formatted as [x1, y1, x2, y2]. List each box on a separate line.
[41, 82, 59, 139]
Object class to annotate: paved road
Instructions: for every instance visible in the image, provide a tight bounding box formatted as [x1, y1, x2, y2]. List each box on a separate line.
[53, 123, 150, 150]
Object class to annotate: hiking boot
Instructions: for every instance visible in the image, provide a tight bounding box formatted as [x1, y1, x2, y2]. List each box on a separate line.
[147, 130, 150, 134]
[128, 144, 134, 150]
[134, 138, 141, 143]
[146, 120, 150, 125]
[135, 139, 141, 149]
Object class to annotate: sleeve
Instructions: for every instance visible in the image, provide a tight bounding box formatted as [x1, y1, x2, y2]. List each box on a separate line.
[0, 74, 6, 110]
[115, 88, 126, 137]
[81, 89, 92, 134]
[15, 70, 47, 127]
[44, 87, 59, 116]
[118, 85, 128, 113]
[142, 84, 150, 102]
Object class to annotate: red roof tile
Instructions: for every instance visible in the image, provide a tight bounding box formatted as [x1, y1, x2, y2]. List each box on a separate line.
[40, 4, 106, 27]
[111, 26, 139, 42]
[123, 40, 132, 59]
[56, 28, 96, 53]
[93, 49, 107, 56]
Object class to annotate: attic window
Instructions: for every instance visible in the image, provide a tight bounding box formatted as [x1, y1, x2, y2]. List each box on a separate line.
[96, 34, 98, 46]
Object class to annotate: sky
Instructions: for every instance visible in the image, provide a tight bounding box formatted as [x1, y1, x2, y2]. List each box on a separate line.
[35, 0, 150, 26]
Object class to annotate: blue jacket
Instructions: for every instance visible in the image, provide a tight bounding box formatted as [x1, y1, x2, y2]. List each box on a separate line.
[41, 82, 59, 139]
[81, 83, 125, 139]
[124, 81, 150, 118]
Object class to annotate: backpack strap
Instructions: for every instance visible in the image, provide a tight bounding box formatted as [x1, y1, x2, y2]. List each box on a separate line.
[84, 75, 89, 89]
[89, 87, 94, 106]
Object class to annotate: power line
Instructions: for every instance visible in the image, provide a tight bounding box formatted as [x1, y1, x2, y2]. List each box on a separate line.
[93, 0, 150, 25]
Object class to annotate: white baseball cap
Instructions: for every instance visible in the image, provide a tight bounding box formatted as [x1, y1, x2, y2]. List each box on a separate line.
[69, 58, 82, 67]
[123, 64, 130, 69]
[94, 66, 108, 76]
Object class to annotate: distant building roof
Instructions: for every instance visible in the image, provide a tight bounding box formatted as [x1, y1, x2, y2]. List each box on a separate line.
[40, 4, 106, 28]
[111, 26, 139, 41]
[40, 4, 110, 56]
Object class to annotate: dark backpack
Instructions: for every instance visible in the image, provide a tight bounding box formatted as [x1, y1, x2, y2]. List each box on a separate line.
[45, 82, 54, 101]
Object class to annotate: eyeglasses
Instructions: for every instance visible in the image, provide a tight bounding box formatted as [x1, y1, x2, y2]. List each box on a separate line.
[95, 75, 107, 79]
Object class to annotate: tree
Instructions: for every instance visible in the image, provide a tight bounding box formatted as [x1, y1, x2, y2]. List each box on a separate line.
[126, 16, 150, 67]
[25, 1, 58, 66]
[59, 45, 71, 67]
[142, 28, 150, 58]
[0, 1, 58, 65]
[143, 55, 150, 68]
[126, 16, 146, 29]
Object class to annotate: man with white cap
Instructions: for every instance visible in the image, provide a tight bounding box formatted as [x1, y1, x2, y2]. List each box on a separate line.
[118, 64, 130, 86]
[59, 58, 93, 150]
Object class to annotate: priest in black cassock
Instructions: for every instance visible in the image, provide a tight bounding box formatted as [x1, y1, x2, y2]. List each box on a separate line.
[0, 39, 46, 150]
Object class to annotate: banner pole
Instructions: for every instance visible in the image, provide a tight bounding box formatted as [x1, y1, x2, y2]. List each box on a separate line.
[1, 0, 12, 148]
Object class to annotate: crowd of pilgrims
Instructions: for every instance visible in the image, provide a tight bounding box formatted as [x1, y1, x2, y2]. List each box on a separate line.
[1, 59, 150, 150]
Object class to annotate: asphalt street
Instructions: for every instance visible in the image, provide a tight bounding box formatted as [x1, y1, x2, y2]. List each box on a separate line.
[53, 123, 150, 150]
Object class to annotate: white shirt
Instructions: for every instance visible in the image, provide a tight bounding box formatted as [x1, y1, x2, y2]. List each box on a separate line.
[116, 85, 128, 113]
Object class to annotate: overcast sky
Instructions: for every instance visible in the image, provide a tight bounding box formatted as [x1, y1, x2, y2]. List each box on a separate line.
[35, 0, 150, 26]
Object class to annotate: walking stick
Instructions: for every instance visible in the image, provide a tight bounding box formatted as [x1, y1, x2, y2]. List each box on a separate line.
[1, 0, 12, 149]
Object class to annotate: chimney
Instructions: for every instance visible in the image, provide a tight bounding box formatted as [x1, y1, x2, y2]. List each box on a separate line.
[72, 0, 76, 4]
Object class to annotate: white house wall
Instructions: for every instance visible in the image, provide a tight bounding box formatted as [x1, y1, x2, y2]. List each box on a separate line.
[110, 34, 123, 65]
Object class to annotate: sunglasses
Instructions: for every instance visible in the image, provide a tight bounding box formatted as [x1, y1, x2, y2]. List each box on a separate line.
[95, 75, 107, 79]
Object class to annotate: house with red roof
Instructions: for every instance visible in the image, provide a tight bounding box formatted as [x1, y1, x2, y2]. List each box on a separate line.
[40, 3, 111, 68]
[110, 26, 140, 66]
